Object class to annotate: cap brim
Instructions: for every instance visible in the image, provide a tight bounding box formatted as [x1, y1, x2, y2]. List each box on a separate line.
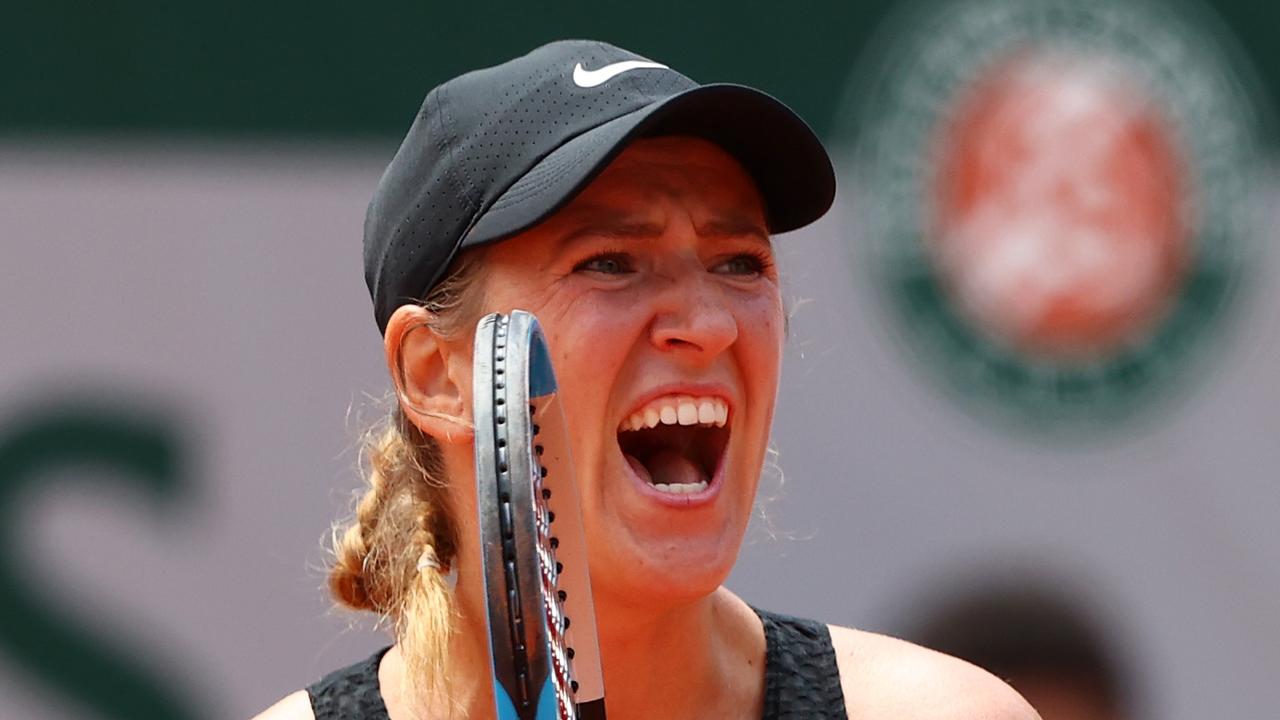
[462, 83, 835, 248]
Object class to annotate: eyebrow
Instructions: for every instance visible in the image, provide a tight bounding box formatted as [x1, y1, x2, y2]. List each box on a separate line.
[697, 216, 769, 242]
[560, 219, 665, 246]
[553, 204, 769, 250]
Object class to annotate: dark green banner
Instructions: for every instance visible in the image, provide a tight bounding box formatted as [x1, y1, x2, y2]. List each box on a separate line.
[7, 0, 1274, 140]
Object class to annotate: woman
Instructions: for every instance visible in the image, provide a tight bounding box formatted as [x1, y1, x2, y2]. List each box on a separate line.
[256, 40, 1040, 720]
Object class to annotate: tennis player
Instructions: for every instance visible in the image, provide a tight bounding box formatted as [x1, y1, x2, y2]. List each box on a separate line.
[255, 40, 1040, 720]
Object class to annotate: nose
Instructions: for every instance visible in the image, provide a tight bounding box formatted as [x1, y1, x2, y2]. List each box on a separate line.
[648, 270, 738, 363]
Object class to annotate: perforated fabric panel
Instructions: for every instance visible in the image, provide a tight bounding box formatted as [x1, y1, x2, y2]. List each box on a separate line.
[306, 646, 391, 720]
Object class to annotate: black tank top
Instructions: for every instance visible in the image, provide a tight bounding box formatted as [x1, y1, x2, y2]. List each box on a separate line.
[307, 607, 847, 719]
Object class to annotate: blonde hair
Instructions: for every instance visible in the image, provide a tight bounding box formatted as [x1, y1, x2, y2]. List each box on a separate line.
[328, 251, 487, 704]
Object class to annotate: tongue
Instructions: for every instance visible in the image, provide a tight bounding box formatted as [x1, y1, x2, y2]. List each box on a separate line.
[632, 448, 707, 486]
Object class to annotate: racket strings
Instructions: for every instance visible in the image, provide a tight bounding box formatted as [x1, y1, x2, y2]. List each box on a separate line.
[531, 407, 581, 720]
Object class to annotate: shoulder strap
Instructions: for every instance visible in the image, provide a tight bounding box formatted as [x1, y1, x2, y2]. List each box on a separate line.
[754, 607, 848, 720]
[306, 646, 393, 720]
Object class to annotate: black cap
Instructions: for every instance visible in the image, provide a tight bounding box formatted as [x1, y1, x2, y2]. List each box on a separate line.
[364, 39, 836, 333]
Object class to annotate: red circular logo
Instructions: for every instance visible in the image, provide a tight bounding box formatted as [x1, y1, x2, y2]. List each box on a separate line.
[930, 52, 1191, 362]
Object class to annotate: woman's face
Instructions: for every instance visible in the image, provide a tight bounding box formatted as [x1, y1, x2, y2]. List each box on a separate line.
[466, 136, 784, 608]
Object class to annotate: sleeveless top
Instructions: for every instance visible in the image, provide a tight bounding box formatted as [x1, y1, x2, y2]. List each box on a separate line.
[307, 607, 847, 719]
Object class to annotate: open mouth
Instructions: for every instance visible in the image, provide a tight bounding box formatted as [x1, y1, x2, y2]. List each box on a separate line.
[616, 396, 730, 495]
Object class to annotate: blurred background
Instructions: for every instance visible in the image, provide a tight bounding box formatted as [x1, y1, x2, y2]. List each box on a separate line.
[2, 1, 1276, 718]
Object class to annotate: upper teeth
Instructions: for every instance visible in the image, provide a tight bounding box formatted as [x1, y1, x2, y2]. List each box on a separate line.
[619, 395, 728, 432]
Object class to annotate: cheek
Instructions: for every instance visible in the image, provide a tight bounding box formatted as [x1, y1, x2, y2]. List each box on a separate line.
[541, 291, 650, 418]
[734, 291, 784, 485]
[738, 290, 786, 373]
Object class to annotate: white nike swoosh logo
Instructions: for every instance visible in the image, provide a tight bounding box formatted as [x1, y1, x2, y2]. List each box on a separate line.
[572, 60, 669, 88]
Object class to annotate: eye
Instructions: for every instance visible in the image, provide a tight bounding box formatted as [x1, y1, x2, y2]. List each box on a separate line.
[713, 251, 772, 277]
[573, 251, 634, 276]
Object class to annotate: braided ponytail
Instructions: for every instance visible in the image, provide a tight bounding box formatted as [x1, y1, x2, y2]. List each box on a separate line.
[326, 250, 486, 698]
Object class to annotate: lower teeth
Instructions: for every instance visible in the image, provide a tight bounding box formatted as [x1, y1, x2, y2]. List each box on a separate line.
[652, 481, 709, 495]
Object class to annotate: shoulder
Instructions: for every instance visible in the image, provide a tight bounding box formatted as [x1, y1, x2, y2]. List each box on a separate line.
[249, 690, 315, 720]
[827, 624, 1041, 720]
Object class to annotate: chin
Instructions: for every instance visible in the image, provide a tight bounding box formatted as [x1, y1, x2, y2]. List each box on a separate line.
[587, 521, 744, 611]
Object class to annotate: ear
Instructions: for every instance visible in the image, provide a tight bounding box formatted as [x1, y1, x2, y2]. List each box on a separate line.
[385, 305, 474, 445]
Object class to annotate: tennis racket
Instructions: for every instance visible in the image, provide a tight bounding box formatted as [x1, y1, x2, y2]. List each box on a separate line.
[472, 310, 607, 720]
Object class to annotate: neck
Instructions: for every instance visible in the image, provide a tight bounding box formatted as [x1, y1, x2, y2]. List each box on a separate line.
[592, 587, 766, 720]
